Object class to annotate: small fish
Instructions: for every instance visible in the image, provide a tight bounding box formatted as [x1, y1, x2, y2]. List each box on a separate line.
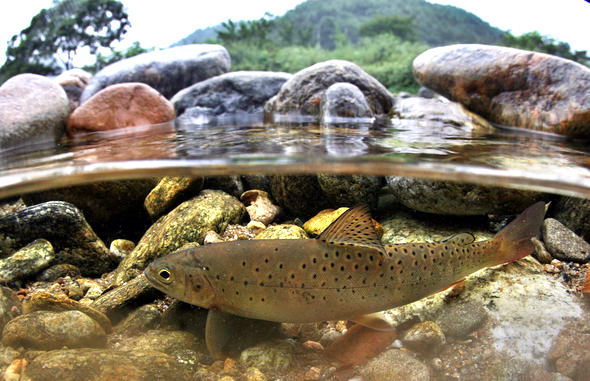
[145, 201, 546, 357]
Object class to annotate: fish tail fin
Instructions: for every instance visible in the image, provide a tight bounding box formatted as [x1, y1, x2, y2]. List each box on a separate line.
[492, 201, 546, 265]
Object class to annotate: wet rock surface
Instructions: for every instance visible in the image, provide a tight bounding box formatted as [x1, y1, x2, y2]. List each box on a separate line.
[0, 287, 22, 332]
[386, 177, 545, 215]
[543, 218, 590, 263]
[144, 176, 204, 220]
[320, 82, 373, 121]
[255, 224, 309, 240]
[0, 201, 118, 276]
[113, 189, 245, 285]
[2, 310, 106, 350]
[23, 348, 189, 380]
[54, 68, 92, 111]
[269, 175, 331, 218]
[0, 239, 54, 283]
[0, 73, 69, 148]
[551, 196, 590, 240]
[413, 44, 590, 137]
[80, 44, 231, 102]
[240, 190, 281, 225]
[317, 174, 382, 209]
[67, 82, 175, 135]
[360, 348, 431, 381]
[547, 317, 590, 380]
[172, 71, 291, 118]
[266, 59, 394, 116]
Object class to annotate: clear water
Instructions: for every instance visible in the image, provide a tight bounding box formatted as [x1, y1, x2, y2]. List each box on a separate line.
[1, 112, 589, 380]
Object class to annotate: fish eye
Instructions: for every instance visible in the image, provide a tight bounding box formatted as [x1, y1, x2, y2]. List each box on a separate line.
[158, 267, 173, 284]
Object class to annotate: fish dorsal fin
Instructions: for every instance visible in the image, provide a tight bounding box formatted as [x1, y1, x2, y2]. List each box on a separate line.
[441, 233, 475, 246]
[318, 205, 384, 252]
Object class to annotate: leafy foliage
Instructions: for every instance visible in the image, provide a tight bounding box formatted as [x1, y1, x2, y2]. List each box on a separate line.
[216, 14, 276, 48]
[502, 31, 589, 66]
[1, 0, 130, 83]
[358, 15, 416, 41]
[84, 41, 151, 73]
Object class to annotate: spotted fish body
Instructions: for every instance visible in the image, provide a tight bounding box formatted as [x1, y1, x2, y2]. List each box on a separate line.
[145, 202, 545, 355]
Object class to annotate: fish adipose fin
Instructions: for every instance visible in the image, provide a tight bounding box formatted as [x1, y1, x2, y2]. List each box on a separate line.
[493, 201, 546, 265]
[319, 205, 384, 252]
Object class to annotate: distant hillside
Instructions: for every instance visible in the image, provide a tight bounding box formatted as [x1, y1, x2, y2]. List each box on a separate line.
[175, 0, 505, 47]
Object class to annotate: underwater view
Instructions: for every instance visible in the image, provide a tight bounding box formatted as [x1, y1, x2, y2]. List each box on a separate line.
[1, 0, 590, 380]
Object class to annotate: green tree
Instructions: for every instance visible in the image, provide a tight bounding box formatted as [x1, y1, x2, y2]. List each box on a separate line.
[84, 41, 150, 73]
[216, 14, 276, 48]
[502, 31, 589, 66]
[1, 0, 130, 83]
[359, 14, 416, 41]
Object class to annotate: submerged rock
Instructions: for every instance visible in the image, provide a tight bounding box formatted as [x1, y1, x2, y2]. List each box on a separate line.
[0, 239, 54, 282]
[551, 196, 590, 240]
[266, 60, 394, 117]
[402, 320, 446, 354]
[113, 189, 244, 285]
[0, 73, 69, 148]
[435, 300, 488, 339]
[0, 201, 118, 276]
[36, 263, 81, 282]
[317, 174, 382, 209]
[144, 176, 204, 220]
[22, 179, 158, 244]
[240, 340, 295, 374]
[67, 82, 175, 135]
[91, 273, 155, 318]
[114, 329, 204, 355]
[320, 82, 373, 121]
[241, 190, 281, 225]
[386, 177, 545, 215]
[413, 44, 590, 137]
[0, 287, 22, 332]
[172, 71, 291, 118]
[23, 348, 189, 380]
[2, 310, 106, 350]
[547, 317, 590, 380]
[543, 218, 590, 263]
[114, 304, 161, 335]
[255, 224, 309, 240]
[359, 348, 431, 381]
[302, 208, 348, 236]
[80, 44, 231, 102]
[269, 175, 331, 218]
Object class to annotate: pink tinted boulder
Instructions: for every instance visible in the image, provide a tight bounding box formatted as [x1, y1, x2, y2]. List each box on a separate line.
[66, 82, 175, 136]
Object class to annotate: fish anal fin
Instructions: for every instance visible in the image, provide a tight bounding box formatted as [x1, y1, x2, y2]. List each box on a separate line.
[318, 205, 384, 252]
[442, 233, 476, 246]
[205, 309, 234, 359]
[326, 323, 396, 367]
[439, 278, 466, 297]
[351, 312, 395, 331]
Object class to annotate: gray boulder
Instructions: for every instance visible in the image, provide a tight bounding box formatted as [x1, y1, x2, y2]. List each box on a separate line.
[172, 71, 291, 118]
[80, 44, 230, 102]
[320, 82, 373, 122]
[0, 73, 69, 148]
[266, 60, 394, 117]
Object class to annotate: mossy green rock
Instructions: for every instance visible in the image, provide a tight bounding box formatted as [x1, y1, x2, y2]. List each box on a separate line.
[2, 310, 106, 350]
[240, 340, 295, 373]
[144, 176, 204, 220]
[23, 348, 188, 380]
[0, 238, 54, 282]
[302, 208, 348, 236]
[113, 189, 245, 286]
[255, 224, 309, 240]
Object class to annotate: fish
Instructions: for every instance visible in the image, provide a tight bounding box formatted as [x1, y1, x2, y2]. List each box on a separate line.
[144, 201, 546, 358]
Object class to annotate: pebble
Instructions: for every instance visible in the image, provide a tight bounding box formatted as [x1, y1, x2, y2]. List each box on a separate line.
[245, 367, 267, 381]
[359, 349, 431, 381]
[435, 300, 488, 339]
[239, 340, 295, 373]
[0, 239, 54, 283]
[241, 190, 281, 225]
[402, 320, 446, 354]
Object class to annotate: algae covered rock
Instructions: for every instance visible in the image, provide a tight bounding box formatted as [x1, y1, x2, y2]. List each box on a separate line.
[2, 310, 106, 350]
[386, 177, 544, 215]
[269, 175, 331, 218]
[402, 320, 446, 354]
[302, 208, 348, 236]
[317, 174, 382, 209]
[240, 340, 295, 373]
[0, 239, 54, 282]
[144, 176, 204, 220]
[360, 348, 431, 381]
[0, 201, 118, 276]
[113, 189, 245, 285]
[0, 287, 22, 332]
[255, 224, 309, 240]
[23, 348, 189, 380]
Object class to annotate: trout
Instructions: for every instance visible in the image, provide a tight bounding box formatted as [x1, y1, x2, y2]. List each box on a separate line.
[145, 202, 546, 357]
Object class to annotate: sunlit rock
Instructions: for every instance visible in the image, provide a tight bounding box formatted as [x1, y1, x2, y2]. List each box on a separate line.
[0, 73, 69, 148]
[80, 44, 231, 101]
[67, 82, 175, 135]
[414, 44, 590, 137]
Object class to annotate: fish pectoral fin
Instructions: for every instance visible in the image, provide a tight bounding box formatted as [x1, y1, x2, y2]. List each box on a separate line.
[441, 233, 476, 246]
[205, 309, 238, 359]
[351, 312, 395, 331]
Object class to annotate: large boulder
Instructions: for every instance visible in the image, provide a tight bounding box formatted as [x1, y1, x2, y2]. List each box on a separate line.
[0, 73, 69, 148]
[413, 44, 590, 137]
[67, 82, 175, 135]
[80, 44, 231, 102]
[172, 71, 292, 119]
[266, 60, 394, 117]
